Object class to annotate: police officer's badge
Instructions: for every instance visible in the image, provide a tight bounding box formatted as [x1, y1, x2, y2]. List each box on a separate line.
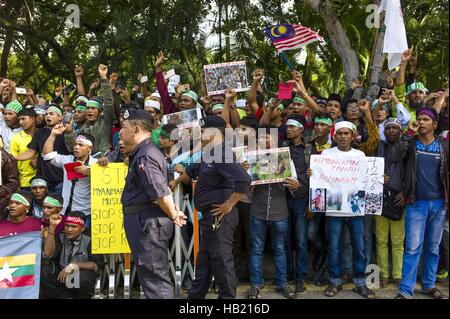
[123, 110, 130, 119]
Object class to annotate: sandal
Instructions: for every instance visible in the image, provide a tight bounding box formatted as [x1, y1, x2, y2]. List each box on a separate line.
[324, 284, 342, 297]
[276, 285, 297, 299]
[353, 285, 376, 299]
[247, 286, 261, 299]
[423, 288, 445, 299]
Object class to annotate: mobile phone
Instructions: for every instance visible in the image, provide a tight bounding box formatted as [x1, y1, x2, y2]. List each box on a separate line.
[64, 83, 76, 95]
[140, 76, 149, 84]
[163, 69, 176, 80]
[63, 112, 73, 124]
[16, 87, 27, 95]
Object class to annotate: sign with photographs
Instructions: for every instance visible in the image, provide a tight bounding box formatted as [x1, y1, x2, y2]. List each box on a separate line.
[233, 147, 296, 185]
[204, 61, 250, 96]
[309, 155, 384, 215]
[161, 108, 203, 130]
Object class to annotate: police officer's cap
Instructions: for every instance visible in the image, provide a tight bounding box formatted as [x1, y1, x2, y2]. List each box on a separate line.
[200, 115, 226, 129]
[123, 108, 152, 123]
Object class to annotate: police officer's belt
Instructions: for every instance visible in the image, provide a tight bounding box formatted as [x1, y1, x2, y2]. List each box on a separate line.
[122, 202, 159, 215]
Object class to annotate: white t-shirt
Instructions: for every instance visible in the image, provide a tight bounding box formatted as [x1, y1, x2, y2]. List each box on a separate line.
[320, 147, 366, 217]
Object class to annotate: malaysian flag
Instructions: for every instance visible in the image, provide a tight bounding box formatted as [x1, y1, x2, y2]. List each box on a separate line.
[264, 23, 325, 53]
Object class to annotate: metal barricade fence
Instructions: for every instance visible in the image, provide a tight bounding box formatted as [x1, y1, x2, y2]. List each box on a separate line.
[94, 181, 198, 299]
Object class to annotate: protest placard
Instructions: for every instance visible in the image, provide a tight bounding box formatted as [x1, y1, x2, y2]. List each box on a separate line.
[90, 163, 130, 254]
[204, 61, 250, 95]
[161, 108, 203, 130]
[309, 155, 384, 215]
[167, 74, 180, 94]
[246, 147, 296, 185]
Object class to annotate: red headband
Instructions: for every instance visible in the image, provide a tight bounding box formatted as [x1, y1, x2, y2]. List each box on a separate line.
[66, 216, 85, 227]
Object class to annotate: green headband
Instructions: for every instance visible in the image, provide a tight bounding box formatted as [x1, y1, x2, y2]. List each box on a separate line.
[182, 90, 198, 102]
[212, 103, 224, 113]
[76, 96, 89, 104]
[293, 96, 306, 105]
[11, 193, 30, 207]
[277, 104, 285, 112]
[86, 100, 102, 109]
[43, 196, 63, 208]
[406, 82, 428, 95]
[48, 105, 63, 116]
[6, 100, 23, 114]
[314, 117, 333, 126]
[75, 104, 88, 112]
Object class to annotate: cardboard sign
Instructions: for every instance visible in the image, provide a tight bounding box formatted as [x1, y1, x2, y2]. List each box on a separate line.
[161, 108, 203, 130]
[90, 163, 130, 254]
[278, 82, 293, 100]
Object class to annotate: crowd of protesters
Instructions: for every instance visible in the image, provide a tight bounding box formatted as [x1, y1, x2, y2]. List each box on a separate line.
[0, 47, 448, 299]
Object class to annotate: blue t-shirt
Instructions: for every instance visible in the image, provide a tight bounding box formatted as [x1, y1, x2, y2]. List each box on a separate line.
[415, 139, 444, 200]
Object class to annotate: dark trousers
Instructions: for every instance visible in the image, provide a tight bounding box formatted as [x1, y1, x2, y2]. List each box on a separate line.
[188, 208, 238, 299]
[39, 262, 97, 299]
[233, 201, 251, 279]
[124, 211, 174, 299]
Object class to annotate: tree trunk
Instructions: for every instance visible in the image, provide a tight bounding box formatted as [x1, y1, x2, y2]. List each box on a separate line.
[224, 4, 231, 61]
[306, 0, 360, 88]
[0, 28, 13, 77]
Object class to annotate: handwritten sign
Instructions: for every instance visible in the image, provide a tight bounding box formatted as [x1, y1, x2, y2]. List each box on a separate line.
[309, 155, 384, 215]
[90, 163, 130, 254]
[362, 157, 384, 215]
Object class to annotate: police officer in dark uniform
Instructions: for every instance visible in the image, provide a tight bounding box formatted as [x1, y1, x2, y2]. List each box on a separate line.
[174, 115, 252, 299]
[120, 109, 186, 299]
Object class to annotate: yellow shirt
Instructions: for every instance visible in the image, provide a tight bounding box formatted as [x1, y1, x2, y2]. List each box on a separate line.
[9, 130, 37, 187]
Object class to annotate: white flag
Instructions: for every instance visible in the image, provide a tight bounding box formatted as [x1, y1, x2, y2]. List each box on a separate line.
[378, 0, 408, 70]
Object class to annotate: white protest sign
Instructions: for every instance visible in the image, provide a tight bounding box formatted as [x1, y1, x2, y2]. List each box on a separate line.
[309, 155, 384, 215]
[167, 74, 180, 94]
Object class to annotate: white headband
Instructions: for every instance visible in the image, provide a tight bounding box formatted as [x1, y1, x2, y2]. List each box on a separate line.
[286, 119, 304, 129]
[145, 99, 161, 110]
[334, 121, 357, 137]
[75, 135, 93, 147]
[151, 92, 161, 99]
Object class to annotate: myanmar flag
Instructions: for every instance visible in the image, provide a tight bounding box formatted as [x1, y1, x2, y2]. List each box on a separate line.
[0, 232, 41, 299]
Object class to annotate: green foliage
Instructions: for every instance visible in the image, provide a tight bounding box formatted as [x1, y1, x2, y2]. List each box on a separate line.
[0, 0, 447, 99]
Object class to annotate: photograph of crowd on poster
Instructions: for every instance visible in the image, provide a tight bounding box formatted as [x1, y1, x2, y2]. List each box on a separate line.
[246, 147, 295, 185]
[204, 61, 250, 95]
[161, 108, 203, 130]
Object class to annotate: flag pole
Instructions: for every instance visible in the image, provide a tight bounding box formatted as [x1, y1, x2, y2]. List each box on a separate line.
[280, 52, 294, 71]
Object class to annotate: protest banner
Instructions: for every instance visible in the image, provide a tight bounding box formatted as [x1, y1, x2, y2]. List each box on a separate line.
[90, 163, 130, 254]
[309, 155, 384, 215]
[0, 232, 41, 299]
[246, 147, 296, 185]
[204, 61, 250, 95]
[161, 108, 203, 130]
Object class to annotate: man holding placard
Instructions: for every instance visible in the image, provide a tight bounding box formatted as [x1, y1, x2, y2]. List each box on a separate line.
[308, 120, 376, 299]
[120, 109, 186, 299]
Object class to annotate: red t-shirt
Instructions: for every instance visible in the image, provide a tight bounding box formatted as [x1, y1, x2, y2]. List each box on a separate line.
[0, 217, 42, 237]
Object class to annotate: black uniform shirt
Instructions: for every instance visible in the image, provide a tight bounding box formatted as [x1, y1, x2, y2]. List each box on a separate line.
[121, 138, 170, 209]
[288, 142, 309, 200]
[186, 144, 252, 212]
